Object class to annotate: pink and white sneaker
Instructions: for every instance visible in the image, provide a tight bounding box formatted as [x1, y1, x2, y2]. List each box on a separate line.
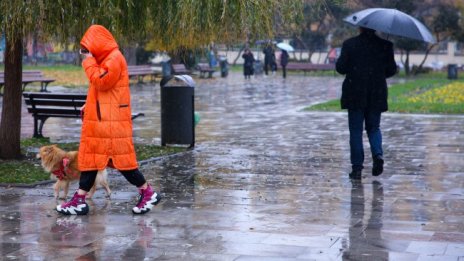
[56, 192, 89, 215]
[132, 185, 161, 214]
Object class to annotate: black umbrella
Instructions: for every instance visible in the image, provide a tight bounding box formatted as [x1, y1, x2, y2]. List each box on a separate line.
[344, 8, 436, 43]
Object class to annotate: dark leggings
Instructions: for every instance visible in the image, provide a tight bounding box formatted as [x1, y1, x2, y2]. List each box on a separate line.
[79, 168, 146, 192]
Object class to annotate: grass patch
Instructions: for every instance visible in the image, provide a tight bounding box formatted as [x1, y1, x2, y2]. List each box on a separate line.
[0, 138, 185, 185]
[38, 65, 88, 87]
[0, 160, 50, 185]
[306, 78, 464, 114]
[0, 64, 88, 88]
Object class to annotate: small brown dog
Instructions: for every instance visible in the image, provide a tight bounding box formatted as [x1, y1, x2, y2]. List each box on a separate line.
[37, 145, 111, 200]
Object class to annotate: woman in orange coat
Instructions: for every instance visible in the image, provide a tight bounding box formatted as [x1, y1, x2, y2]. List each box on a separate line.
[56, 25, 161, 215]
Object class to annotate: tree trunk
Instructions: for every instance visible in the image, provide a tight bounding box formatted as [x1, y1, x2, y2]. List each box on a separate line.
[232, 46, 245, 65]
[307, 51, 314, 63]
[123, 47, 137, 65]
[404, 50, 410, 76]
[0, 34, 23, 159]
[413, 44, 436, 76]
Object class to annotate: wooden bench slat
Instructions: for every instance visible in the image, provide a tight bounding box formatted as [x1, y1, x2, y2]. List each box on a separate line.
[127, 65, 160, 83]
[172, 64, 191, 75]
[25, 100, 86, 107]
[27, 108, 81, 116]
[195, 63, 215, 78]
[0, 70, 56, 94]
[23, 93, 87, 100]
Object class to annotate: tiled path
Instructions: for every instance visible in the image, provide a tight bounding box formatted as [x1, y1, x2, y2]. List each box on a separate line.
[0, 72, 463, 260]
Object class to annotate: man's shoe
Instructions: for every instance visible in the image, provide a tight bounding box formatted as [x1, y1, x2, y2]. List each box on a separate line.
[372, 155, 384, 176]
[132, 184, 162, 214]
[349, 170, 362, 180]
[56, 192, 89, 215]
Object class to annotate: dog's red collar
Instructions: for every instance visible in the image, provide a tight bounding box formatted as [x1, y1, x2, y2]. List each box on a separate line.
[52, 157, 78, 180]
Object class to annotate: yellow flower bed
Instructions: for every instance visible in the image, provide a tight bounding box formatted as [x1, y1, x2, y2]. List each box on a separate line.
[408, 82, 464, 104]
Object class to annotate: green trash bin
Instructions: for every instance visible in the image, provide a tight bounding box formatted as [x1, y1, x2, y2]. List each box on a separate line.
[448, 64, 458, 80]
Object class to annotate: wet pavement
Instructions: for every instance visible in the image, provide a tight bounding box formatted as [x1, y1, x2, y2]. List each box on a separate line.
[1, 72, 464, 260]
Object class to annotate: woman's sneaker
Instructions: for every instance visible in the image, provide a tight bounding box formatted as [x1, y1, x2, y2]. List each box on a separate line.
[132, 184, 162, 214]
[56, 192, 89, 215]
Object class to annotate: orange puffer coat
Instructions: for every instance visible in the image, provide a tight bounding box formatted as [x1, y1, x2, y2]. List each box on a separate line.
[78, 25, 138, 171]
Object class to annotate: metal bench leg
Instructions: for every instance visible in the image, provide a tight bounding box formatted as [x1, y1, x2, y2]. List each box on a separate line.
[33, 117, 41, 138]
[40, 82, 50, 92]
[38, 118, 46, 137]
[22, 83, 29, 92]
[33, 117, 47, 138]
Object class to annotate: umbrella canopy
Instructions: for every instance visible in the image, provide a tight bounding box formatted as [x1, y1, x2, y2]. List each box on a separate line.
[277, 42, 294, 52]
[344, 8, 435, 43]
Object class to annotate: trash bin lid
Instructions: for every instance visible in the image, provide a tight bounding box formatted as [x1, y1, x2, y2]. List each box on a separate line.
[161, 75, 195, 87]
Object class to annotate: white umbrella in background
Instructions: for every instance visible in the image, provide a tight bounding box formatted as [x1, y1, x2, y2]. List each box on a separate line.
[277, 42, 295, 52]
[344, 8, 435, 43]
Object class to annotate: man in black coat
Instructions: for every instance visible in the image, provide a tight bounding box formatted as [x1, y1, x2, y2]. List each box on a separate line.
[263, 43, 275, 76]
[336, 27, 397, 180]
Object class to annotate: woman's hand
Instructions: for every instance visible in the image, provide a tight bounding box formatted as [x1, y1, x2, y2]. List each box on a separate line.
[80, 49, 93, 59]
[82, 52, 93, 59]
[80, 104, 86, 120]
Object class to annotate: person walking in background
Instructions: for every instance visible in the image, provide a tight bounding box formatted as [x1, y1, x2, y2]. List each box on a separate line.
[271, 51, 277, 76]
[335, 27, 397, 180]
[56, 25, 161, 215]
[280, 50, 289, 79]
[263, 42, 275, 76]
[242, 48, 255, 79]
[207, 44, 217, 68]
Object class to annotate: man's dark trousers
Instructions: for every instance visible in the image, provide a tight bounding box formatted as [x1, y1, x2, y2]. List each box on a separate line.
[348, 109, 383, 171]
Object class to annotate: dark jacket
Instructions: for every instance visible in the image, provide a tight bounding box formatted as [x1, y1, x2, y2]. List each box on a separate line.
[263, 45, 274, 63]
[336, 31, 397, 112]
[280, 50, 289, 67]
[242, 52, 255, 67]
[242, 52, 255, 76]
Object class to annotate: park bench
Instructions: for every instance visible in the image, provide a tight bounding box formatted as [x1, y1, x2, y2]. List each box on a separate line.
[127, 65, 160, 83]
[195, 63, 216, 78]
[23, 92, 144, 138]
[172, 63, 192, 75]
[0, 70, 56, 95]
[281, 62, 335, 75]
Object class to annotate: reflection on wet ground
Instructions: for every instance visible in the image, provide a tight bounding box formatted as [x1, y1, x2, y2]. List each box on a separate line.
[1, 72, 463, 260]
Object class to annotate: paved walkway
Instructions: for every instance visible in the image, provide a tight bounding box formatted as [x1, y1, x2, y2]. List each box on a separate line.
[1, 72, 463, 260]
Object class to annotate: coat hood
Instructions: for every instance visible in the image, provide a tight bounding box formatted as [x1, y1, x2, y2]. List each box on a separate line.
[80, 25, 119, 63]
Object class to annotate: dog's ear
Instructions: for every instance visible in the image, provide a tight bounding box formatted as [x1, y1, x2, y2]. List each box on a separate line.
[44, 145, 55, 154]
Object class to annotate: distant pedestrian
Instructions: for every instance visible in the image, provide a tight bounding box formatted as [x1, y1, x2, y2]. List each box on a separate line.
[263, 42, 275, 76]
[207, 45, 217, 68]
[242, 48, 255, 79]
[335, 27, 397, 180]
[280, 50, 289, 78]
